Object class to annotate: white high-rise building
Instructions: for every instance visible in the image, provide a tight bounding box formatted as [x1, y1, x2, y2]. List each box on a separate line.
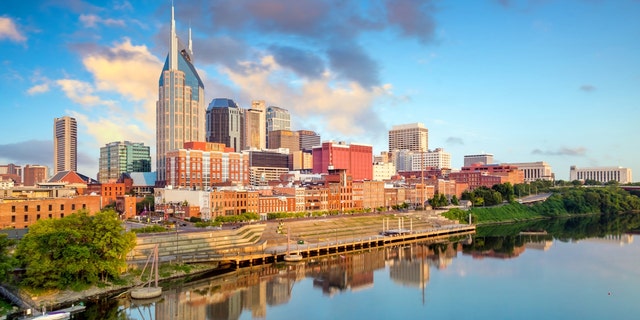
[53, 116, 77, 174]
[410, 148, 451, 171]
[389, 123, 428, 153]
[156, 4, 205, 184]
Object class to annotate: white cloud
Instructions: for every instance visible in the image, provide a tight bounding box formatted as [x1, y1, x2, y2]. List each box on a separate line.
[57, 38, 162, 173]
[0, 16, 26, 42]
[55, 79, 117, 109]
[27, 83, 50, 95]
[223, 55, 389, 138]
[79, 14, 126, 28]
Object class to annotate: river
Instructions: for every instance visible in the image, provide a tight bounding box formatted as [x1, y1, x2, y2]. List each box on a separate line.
[71, 214, 640, 319]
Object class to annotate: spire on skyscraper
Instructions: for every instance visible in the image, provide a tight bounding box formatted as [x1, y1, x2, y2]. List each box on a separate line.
[169, 2, 178, 70]
[188, 24, 193, 56]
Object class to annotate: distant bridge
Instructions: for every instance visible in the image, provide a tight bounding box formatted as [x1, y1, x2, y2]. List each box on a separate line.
[518, 192, 552, 204]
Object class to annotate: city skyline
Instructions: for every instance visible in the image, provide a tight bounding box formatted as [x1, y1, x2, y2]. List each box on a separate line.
[1, 1, 639, 180]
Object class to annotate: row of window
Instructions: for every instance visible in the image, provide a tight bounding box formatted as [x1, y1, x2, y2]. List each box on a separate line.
[11, 203, 86, 213]
[11, 213, 64, 223]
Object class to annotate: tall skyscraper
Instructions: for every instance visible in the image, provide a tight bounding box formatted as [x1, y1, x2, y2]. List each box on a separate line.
[244, 100, 266, 150]
[156, 4, 205, 184]
[388, 123, 428, 152]
[266, 106, 290, 148]
[98, 141, 151, 183]
[53, 116, 77, 174]
[206, 98, 244, 152]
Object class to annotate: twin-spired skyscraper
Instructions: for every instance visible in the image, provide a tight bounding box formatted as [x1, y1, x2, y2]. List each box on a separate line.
[156, 4, 205, 184]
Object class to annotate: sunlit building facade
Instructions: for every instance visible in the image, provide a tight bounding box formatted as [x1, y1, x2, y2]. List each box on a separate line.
[569, 166, 632, 184]
[244, 100, 266, 150]
[389, 123, 428, 153]
[53, 116, 77, 174]
[156, 4, 205, 184]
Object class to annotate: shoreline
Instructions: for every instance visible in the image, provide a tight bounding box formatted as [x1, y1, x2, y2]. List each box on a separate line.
[2, 210, 613, 313]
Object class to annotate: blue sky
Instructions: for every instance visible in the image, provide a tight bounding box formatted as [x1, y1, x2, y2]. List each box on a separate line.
[1, 0, 638, 181]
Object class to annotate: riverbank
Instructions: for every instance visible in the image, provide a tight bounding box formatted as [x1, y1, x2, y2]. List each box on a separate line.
[3, 209, 456, 312]
[3, 262, 224, 316]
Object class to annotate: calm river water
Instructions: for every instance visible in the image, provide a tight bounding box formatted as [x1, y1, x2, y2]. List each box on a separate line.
[83, 214, 640, 320]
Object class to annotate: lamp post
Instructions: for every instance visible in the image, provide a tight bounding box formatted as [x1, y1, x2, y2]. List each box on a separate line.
[175, 221, 179, 263]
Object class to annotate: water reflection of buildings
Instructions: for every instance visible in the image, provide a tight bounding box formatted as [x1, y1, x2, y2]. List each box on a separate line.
[524, 240, 553, 251]
[578, 234, 634, 246]
[148, 242, 462, 319]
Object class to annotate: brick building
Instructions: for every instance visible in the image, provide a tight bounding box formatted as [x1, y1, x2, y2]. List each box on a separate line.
[0, 195, 102, 229]
[312, 141, 373, 181]
[165, 142, 249, 189]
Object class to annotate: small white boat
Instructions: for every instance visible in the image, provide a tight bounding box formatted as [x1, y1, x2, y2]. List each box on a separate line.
[131, 244, 162, 300]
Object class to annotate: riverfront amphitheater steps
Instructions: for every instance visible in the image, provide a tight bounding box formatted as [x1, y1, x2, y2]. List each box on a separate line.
[128, 223, 266, 263]
[127, 211, 457, 264]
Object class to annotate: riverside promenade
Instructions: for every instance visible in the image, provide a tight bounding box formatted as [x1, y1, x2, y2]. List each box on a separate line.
[129, 211, 476, 269]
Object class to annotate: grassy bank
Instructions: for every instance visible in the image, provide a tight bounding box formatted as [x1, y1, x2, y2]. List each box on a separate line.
[443, 203, 551, 225]
[444, 186, 640, 225]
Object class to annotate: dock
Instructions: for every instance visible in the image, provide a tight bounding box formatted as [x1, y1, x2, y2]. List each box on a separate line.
[170, 224, 476, 268]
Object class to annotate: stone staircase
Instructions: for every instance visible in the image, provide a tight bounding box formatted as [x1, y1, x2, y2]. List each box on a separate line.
[128, 223, 267, 264]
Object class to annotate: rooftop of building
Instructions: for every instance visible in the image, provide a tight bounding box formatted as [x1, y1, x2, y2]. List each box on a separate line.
[207, 98, 239, 110]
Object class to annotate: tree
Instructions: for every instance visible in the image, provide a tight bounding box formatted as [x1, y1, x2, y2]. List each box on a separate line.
[0, 234, 17, 283]
[492, 183, 514, 202]
[429, 193, 449, 209]
[451, 195, 459, 206]
[16, 209, 136, 289]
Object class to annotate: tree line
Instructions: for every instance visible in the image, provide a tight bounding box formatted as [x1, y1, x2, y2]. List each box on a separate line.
[445, 184, 640, 224]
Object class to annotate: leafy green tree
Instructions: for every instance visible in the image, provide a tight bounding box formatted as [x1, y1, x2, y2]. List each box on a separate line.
[429, 193, 449, 209]
[0, 234, 17, 283]
[16, 209, 136, 289]
[451, 195, 459, 206]
[493, 183, 515, 202]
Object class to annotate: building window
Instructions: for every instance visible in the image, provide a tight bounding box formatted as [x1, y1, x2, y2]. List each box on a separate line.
[11, 216, 15, 223]
[11, 206, 15, 213]
[72, 204, 76, 210]
[24, 205, 28, 212]
[37, 214, 41, 220]
[48, 214, 52, 219]
[48, 205, 52, 211]
[24, 215, 28, 222]
[82, 204, 86, 209]
[61, 214, 64, 218]
[60, 204, 64, 210]
[37, 205, 41, 212]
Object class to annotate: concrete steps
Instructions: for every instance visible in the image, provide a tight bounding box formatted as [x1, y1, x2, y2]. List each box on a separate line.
[128, 224, 266, 263]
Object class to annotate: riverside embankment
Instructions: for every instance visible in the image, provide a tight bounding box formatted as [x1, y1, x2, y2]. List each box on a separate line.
[5, 210, 469, 313]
